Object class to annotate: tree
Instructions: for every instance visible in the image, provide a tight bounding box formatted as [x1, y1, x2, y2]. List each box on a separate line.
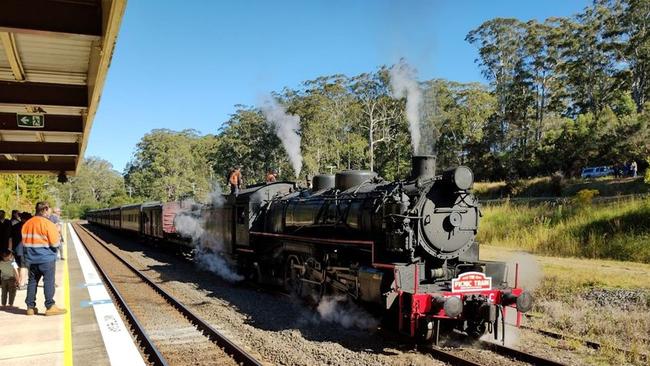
[607, 0, 650, 112]
[212, 107, 290, 186]
[431, 80, 496, 169]
[558, 5, 624, 119]
[125, 130, 214, 202]
[46, 157, 128, 217]
[0, 174, 54, 213]
[350, 68, 404, 172]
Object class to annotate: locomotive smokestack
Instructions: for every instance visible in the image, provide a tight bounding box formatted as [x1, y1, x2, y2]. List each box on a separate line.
[410, 155, 436, 181]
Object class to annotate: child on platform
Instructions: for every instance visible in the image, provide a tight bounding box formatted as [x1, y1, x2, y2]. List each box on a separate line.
[0, 250, 20, 308]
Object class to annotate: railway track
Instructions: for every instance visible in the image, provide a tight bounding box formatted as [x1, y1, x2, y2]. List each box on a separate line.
[72, 223, 263, 366]
[420, 342, 566, 366]
[518, 324, 649, 364]
[78, 223, 637, 366]
[479, 341, 565, 365]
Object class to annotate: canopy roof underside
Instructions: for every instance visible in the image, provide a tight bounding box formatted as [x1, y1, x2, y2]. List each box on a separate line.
[0, 0, 126, 175]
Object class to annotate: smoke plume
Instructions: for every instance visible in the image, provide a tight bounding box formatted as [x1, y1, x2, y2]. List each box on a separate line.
[260, 95, 303, 178]
[305, 295, 379, 331]
[506, 252, 542, 291]
[174, 183, 243, 282]
[389, 59, 425, 154]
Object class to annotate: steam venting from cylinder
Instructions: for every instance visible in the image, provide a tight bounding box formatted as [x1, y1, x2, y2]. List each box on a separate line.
[411, 155, 436, 181]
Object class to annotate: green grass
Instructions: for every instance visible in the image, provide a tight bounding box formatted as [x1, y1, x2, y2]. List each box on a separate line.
[481, 246, 650, 365]
[478, 196, 650, 263]
[473, 176, 649, 199]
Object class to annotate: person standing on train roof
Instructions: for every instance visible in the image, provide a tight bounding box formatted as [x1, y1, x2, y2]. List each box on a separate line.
[265, 169, 277, 184]
[21, 202, 67, 316]
[229, 166, 243, 196]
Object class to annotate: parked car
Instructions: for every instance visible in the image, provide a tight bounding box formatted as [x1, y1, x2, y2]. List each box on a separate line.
[580, 166, 614, 179]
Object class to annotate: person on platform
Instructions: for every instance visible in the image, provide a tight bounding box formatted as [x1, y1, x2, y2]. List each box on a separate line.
[22, 202, 66, 316]
[0, 210, 12, 252]
[0, 249, 19, 308]
[265, 169, 277, 184]
[631, 160, 638, 177]
[9, 210, 24, 288]
[48, 207, 65, 260]
[229, 166, 243, 196]
[17, 212, 32, 288]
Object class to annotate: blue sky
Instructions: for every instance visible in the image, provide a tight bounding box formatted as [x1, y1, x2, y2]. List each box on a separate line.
[88, 0, 590, 172]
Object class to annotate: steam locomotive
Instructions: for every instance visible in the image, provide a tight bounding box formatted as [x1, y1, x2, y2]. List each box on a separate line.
[87, 155, 532, 343]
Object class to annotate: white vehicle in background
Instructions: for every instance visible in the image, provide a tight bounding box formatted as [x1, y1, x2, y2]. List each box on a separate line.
[580, 166, 614, 179]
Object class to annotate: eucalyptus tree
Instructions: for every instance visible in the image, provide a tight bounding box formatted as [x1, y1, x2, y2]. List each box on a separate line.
[605, 0, 650, 112]
[125, 129, 214, 202]
[350, 68, 404, 172]
[557, 4, 623, 119]
[212, 106, 290, 186]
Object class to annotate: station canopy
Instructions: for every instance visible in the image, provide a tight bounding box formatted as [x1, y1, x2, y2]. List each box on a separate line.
[0, 0, 126, 176]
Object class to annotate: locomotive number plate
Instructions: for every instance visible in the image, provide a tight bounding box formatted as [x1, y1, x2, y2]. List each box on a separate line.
[451, 271, 492, 292]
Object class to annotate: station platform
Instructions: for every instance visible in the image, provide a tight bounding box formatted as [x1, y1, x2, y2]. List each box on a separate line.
[0, 223, 144, 366]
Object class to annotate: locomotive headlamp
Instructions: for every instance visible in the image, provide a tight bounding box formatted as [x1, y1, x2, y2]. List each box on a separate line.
[453, 166, 474, 190]
[515, 291, 534, 313]
[501, 291, 534, 313]
[443, 296, 463, 318]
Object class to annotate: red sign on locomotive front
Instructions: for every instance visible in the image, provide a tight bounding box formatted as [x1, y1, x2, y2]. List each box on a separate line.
[451, 272, 492, 292]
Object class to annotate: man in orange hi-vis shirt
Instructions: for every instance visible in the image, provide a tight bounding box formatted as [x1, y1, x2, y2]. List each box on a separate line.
[21, 201, 67, 316]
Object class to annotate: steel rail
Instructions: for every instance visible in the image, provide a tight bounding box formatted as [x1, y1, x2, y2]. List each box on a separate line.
[74, 224, 169, 366]
[479, 341, 566, 366]
[420, 346, 484, 366]
[518, 324, 648, 363]
[74, 223, 263, 366]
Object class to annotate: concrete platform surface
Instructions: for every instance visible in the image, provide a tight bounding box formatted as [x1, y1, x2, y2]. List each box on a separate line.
[0, 222, 143, 366]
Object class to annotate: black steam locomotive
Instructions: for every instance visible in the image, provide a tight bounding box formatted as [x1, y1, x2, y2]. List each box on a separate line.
[87, 155, 532, 343]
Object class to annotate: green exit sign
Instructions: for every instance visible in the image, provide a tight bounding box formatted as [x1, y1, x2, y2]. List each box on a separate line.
[17, 114, 45, 128]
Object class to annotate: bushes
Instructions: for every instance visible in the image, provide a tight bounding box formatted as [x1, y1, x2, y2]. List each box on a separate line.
[474, 175, 650, 199]
[574, 189, 599, 205]
[62, 203, 101, 219]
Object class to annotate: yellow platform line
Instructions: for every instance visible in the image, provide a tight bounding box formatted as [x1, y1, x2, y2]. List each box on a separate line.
[63, 223, 73, 366]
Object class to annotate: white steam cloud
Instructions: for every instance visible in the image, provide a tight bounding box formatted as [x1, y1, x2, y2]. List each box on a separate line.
[303, 295, 379, 331]
[389, 60, 425, 154]
[260, 95, 303, 178]
[480, 252, 542, 348]
[174, 184, 243, 282]
[507, 252, 542, 291]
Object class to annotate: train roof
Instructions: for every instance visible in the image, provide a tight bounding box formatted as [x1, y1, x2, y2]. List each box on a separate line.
[232, 182, 295, 204]
[121, 203, 142, 210]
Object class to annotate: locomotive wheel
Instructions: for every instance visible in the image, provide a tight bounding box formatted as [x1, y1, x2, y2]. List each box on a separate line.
[283, 255, 303, 296]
